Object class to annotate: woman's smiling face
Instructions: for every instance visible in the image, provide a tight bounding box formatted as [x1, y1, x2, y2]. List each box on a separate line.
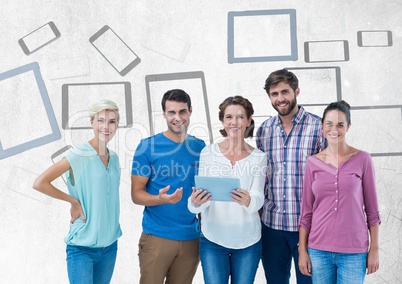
[221, 104, 251, 140]
[322, 109, 350, 145]
[91, 110, 118, 143]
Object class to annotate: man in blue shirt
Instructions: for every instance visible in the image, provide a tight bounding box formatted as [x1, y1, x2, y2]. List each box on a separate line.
[131, 89, 206, 284]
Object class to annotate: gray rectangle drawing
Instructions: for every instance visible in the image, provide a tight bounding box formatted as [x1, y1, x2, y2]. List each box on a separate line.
[51, 145, 73, 164]
[304, 40, 349, 63]
[51, 145, 73, 184]
[141, 28, 191, 62]
[44, 56, 90, 80]
[347, 105, 402, 157]
[232, 79, 272, 118]
[145, 71, 213, 144]
[89, 25, 141, 76]
[6, 166, 52, 204]
[0, 62, 61, 159]
[349, 70, 398, 103]
[285, 67, 342, 105]
[62, 81, 133, 130]
[18, 21, 61, 55]
[357, 30, 393, 47]
[302, 105, 326, 119]
[228, 9, 298, 63]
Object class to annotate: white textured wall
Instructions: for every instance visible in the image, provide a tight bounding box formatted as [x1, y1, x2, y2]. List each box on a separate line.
[0, 1, 401, 283]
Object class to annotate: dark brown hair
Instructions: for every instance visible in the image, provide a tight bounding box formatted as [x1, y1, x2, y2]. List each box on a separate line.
[263, 69, 299, 95]
[322, 100, 351, 125]
[161, 89, 191, 112]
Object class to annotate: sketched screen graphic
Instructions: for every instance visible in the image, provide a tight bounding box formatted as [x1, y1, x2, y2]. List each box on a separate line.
[357, 30, 393, 47]
[304, 40, 350, 63]
[140, 28, 190, 62]
[90, 25, 141, 76]
[6, 166, 52, 204]
[0, 62, 61, 159]
[45, 56, 90, 80]
[62, 81, 133, 130]
[18, 21, 61, 55]
[51, 145, 73, 184]
[348, 105, 402, 157]
[285, 66, 342, 105]
[228, 9, 298, 63]
[145, 71, 213, 144]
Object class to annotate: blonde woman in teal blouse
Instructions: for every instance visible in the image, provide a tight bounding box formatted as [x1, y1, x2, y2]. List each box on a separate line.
[33, 99, 122, 284]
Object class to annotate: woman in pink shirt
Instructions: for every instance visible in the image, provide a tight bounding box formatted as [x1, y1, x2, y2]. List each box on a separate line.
[298, 100, 381, 284]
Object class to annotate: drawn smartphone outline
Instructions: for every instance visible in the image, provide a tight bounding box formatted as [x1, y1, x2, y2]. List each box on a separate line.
[89, 25, 141, 76]
[51, 145, 73, 184]
[304, 40, 349, 63]
[357, 30, 393, 47]
[51, 145, 73, 164]
[18, 21, 61, 55]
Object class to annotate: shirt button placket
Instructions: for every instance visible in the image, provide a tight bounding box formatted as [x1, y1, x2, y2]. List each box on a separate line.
[334, 171, 339, 211]
[107, 168, 111, 199]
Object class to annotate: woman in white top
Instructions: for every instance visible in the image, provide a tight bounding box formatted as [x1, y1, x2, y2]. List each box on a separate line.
[188, 96, 267, 284]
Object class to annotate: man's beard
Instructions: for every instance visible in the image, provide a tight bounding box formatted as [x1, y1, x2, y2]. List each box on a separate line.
[272, 97, 297, 116]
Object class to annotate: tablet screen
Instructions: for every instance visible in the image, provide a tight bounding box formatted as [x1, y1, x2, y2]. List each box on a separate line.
[194, 176, 240, 202]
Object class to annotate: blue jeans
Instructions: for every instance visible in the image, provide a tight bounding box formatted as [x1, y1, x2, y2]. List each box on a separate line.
[308, 248, 367, 284]
[66, 241, 118, 284]
[261, 225, 311, 284]
[199, 236, 262, 284]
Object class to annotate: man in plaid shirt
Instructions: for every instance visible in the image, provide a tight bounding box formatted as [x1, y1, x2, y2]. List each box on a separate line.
[256, 69, 326, 284]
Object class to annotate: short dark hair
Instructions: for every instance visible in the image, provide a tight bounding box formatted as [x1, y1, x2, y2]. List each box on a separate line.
[161, 89, 191, 112]
[218, 96, 255, 138]
[322, 100, 351, 125]
[264, 69, 299, 95]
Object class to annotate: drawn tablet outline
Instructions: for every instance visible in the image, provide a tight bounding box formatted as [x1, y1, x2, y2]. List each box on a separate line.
[6, 166, 52, 204]
[284, 66, 342, 104]
[228, 9, 298, 63]
[350, 105, 402, 157]
[140, 28, 191, 62]
[145, 71, 213, 144]
[61, 81, 133, 130]
[0, 62, 61, 159]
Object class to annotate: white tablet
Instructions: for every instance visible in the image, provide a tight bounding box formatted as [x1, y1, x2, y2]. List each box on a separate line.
[194, 176, 240, 202]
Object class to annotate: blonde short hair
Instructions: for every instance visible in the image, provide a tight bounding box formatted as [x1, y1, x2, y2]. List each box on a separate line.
[88, 99, 120, 121]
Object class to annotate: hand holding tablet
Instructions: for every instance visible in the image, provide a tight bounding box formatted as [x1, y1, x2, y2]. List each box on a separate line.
[194, 176, 241, 202]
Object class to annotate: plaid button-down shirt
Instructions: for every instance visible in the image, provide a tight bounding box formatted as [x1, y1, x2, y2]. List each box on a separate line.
[256, 106, 326, 232]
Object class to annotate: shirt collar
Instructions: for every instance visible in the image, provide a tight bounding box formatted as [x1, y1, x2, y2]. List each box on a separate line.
[275, 105, 306, 126]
